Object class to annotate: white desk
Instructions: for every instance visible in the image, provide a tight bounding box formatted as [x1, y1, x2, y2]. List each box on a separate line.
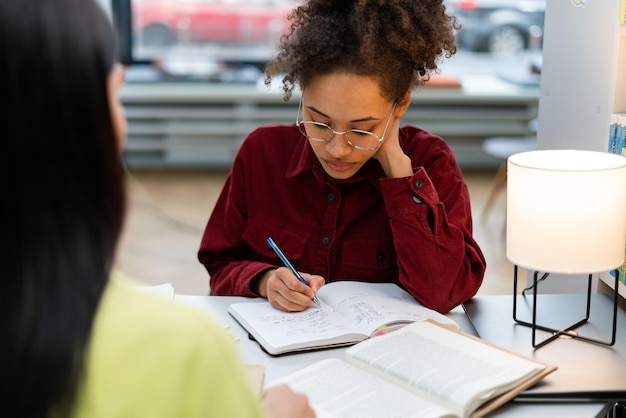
[463, 293, 626, 400]
[175, 294, 610, 417]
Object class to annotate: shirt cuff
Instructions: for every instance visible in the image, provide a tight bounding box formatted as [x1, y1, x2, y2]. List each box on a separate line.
[379, 167, 439, 218]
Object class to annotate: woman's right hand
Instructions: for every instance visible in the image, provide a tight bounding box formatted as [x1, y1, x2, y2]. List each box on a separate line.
[255, 267, 325, 312]
[262, 384, 316, 418]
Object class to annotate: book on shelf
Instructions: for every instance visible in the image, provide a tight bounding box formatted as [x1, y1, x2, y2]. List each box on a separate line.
[615, 113, 626, 157]
[608, 113, 626, 157]
[269, 320, 557, 418]
[610, 241, 626, 285]
[228, 281, 459, 355]
[608, 113, 626, 283]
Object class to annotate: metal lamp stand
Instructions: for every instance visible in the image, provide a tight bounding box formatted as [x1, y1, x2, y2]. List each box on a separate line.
[512, 265, 619, 350]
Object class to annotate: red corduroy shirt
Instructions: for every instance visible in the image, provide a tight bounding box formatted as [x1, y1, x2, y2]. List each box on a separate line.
[198, 124, 486, 313]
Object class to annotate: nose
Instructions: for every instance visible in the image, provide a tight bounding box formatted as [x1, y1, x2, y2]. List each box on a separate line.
[325, 131, 353, 158]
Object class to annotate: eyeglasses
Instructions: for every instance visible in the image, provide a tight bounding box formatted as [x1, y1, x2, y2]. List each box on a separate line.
[296, 96, 396, 151]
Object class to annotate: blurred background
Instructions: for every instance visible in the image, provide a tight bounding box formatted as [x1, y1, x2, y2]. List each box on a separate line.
[99, 0, 545, 296]
[117, 0, 544, 82]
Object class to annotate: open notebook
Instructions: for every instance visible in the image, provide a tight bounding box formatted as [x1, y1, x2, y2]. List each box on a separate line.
[228, 281, 459, 355]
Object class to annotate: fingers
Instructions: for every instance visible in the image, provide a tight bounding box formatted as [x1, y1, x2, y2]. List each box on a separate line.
[262, 384, 315, 418]
[267, 268, 313, 312]
[300, 272, 325, 293]
[266, 267, 325, 312]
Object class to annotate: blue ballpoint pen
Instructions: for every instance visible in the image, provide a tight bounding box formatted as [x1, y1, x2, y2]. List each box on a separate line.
[266, 237, 322, 309]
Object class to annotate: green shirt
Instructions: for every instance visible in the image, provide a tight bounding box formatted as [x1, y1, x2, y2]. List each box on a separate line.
[71, 274, 266, 418]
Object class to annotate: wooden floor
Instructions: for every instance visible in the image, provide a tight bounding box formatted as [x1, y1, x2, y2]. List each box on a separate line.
[113, 169, 518, 296]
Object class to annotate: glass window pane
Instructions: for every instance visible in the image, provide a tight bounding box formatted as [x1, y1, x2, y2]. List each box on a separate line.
[131, 0, 293, 81]
[123, 0, 545, 83]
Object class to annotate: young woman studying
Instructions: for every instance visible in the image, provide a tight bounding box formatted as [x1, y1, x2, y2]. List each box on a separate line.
[198, 0, 486, 313]
[0, 0, 314, 417]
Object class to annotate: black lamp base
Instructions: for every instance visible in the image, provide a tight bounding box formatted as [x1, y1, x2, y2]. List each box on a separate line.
[512, 265, 619, 350]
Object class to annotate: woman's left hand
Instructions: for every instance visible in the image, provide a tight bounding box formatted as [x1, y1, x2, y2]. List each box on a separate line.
[372, 115, 413, 178]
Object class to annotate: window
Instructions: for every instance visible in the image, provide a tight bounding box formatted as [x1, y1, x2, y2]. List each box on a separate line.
[446, 0, 544, 57]
[108, 0, 545, 171]
[113, 0, 294, 82]
[111, 0, 545, 83]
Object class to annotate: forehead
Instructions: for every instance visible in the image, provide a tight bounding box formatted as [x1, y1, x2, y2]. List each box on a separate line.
[303, 72, 389, 117]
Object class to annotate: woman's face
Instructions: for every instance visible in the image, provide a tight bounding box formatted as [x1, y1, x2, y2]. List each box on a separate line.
[300, 72, 398, 180]
[108, 64, 127, 149]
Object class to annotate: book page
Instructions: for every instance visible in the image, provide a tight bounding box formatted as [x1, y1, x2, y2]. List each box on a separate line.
[269, 358, 456, 418]
[228, 301, 367, 354]
[345, 322, 547, 418]
[318, 282, 459, 336]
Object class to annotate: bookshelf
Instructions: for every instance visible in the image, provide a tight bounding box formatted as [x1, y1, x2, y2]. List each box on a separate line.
[534, 0, 626, 295]
[604, 6, 626, 298]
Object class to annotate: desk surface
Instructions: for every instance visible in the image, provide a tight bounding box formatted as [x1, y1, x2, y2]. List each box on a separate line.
[463, 293, 626, 400]
[175, 294, 610, 417]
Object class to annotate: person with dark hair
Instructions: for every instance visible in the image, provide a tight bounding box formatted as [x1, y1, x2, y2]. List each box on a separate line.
[198, 0, 486, 314]
[0, 0, 314, 417]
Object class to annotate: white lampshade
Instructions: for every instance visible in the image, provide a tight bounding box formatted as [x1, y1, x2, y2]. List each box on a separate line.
[506, 149, 626, 273]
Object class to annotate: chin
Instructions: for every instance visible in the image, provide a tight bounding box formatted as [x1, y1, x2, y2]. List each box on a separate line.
[323, 167, 357, 180]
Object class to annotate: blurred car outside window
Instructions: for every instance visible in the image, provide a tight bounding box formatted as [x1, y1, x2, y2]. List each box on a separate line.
[124, 0, 545, 84]
[445, 0, 545, 57]
[131, 0, 293, 81]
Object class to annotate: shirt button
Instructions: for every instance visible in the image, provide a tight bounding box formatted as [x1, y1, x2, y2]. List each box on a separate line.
[413, 195, 423, 204]
[413, 179, 424, 190]
[376, 252, 386, 263]
[321, 236, 330, 246]
[328, 192, 335, 202]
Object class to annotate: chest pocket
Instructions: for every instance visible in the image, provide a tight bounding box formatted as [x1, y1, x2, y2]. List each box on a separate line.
[243, 219, 308, 264]
[340, 237, 396, 272]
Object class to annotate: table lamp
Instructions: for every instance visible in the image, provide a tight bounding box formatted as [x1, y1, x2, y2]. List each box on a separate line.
[506, 149, 626, 349]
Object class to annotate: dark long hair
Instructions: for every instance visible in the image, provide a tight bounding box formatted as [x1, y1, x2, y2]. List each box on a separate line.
[0, 0, 126, 416]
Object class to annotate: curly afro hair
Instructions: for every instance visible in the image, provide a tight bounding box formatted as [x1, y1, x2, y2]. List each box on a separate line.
[265, 0, 459, 102]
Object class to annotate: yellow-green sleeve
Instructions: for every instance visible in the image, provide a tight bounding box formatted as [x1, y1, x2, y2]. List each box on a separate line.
[72, 276, 267, 418]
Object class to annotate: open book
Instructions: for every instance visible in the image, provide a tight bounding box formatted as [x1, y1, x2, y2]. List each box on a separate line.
[228, 281, 459, 355]
[270, 321, 557, 418]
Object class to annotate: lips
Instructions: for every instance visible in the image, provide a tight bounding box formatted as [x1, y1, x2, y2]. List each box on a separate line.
[325, 160, 355, 172]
